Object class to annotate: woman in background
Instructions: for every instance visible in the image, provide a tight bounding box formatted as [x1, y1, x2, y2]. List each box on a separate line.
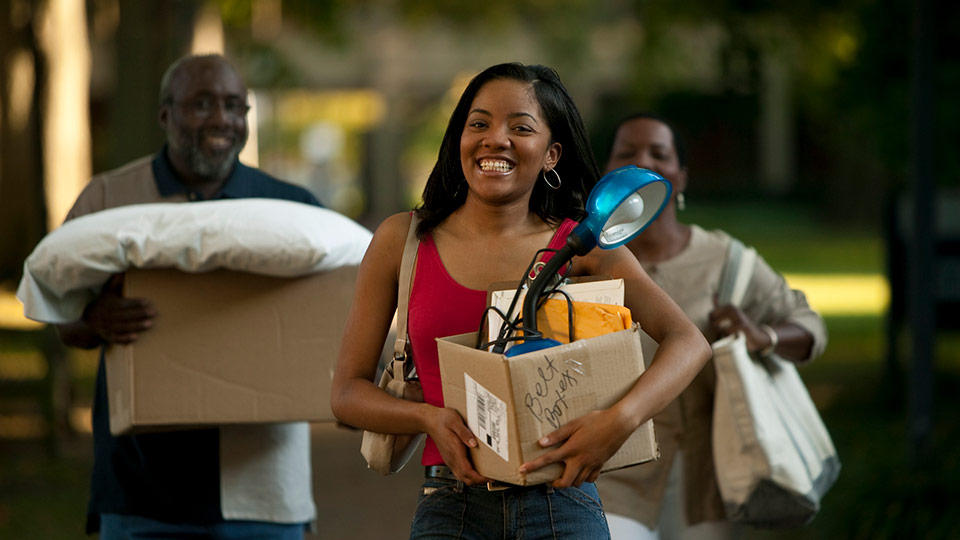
[597, 113, 828, 540]
[332, 67, 710, 539]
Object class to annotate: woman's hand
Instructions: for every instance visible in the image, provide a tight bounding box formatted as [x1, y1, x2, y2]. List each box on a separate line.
[518, 408, 634, 488]
[709, 303, 772, 354]
[422, 405, 488, 485]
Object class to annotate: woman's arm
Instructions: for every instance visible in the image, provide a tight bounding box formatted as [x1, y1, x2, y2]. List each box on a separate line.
[520, 245, 710, 487]
[708, 305, 815, 362]
[330, 213, 486, 484]
[710, 250, 826, 364]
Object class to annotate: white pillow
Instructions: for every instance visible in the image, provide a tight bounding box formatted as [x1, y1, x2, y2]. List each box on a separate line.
[17, 198, 372, 323]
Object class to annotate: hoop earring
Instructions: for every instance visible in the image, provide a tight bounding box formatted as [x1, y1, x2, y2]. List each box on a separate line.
[676, 192, 686, 211]
[542, 168, 562, 190]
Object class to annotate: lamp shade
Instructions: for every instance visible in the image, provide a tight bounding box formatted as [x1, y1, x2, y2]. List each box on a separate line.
[577, 166, 672, 250]
[503, 166, 672, 356]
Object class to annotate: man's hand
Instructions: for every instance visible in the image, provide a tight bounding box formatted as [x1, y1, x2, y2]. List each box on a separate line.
[81, 274, 157, 344]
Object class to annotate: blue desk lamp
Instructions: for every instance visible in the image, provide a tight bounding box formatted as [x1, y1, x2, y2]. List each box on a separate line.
[505, 165, 672, 356]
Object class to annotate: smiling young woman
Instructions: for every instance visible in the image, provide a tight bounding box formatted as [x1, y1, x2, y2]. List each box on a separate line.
[331, 65, 711, 539]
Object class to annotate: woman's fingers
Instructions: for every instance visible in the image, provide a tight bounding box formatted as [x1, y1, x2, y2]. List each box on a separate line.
[445, 446, 486, 485]
[520, 419, 581, 474]
[519, 446, 565, 475]
[710, 304, 746, 335]
[450, 416, 478, 449]
[430, 408, 486, 485]
[536, 421, 576, 449]
[586, 469, 601, 484]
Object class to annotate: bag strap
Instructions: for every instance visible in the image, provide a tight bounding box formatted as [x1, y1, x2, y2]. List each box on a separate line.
[394, 213, 420, 366]
[717, 238, 757, 308]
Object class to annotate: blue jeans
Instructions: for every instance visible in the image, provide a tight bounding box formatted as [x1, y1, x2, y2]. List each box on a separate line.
[409, 478, 610, 539]
[99, 513, 306, 539]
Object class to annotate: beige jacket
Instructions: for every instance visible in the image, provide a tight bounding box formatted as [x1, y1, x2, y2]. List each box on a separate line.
[598, 225, 827, 527]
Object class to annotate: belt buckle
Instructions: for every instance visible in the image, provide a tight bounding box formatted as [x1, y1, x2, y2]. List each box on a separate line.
[486, 481, 511, 492]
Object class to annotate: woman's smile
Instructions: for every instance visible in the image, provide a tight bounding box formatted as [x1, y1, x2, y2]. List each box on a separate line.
[478, 158, 515, 174]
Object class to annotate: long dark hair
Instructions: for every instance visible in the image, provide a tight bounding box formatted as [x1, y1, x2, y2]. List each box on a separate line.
[416, 63, 600, 236]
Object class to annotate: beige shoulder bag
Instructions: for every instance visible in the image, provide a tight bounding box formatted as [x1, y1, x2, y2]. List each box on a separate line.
[360, 213, 426, 474]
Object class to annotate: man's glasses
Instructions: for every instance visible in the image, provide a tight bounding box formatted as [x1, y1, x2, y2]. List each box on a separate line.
[170, 96, 250, 119]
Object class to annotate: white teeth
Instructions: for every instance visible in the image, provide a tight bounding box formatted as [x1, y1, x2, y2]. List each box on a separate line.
[206, 134, 231, 145]
[479, 159, 513, 172]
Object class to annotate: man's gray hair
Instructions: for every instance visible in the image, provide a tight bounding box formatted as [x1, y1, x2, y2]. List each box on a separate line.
[158, 53, 234, 106]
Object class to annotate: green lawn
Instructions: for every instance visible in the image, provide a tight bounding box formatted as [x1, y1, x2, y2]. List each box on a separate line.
[683, 199, 882, 274]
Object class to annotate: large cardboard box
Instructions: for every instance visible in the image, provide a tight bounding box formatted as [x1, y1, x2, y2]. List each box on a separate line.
[437, 325, 659, 485]
[105, 266, 357, 435]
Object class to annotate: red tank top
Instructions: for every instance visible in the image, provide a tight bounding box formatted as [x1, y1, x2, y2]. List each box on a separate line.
[408, 218, 578, 465]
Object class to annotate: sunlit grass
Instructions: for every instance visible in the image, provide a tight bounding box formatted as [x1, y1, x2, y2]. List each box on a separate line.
[785, 273, 888, 316]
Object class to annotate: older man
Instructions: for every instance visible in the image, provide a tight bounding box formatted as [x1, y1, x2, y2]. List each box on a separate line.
[58, 54, 320, 539]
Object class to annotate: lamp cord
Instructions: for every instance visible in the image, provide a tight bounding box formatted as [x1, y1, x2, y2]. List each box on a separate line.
[482, 246, 575, 353]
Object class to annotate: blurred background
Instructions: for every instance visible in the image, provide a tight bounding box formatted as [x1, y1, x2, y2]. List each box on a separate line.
[1, 0, 958, 538]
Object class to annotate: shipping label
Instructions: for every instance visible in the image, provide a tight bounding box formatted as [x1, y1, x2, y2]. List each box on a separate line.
[464, 373, 509, 462]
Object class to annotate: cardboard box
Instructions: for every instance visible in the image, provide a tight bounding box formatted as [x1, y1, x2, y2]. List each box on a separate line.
[437, 325, 659, 485]
[105, 266, 357, 435]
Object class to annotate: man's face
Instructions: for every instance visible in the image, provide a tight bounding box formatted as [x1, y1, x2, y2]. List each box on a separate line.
[159, 58, 249, 182]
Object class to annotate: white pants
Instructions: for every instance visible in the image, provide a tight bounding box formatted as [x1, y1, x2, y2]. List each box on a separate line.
[606, 451, 737, 540]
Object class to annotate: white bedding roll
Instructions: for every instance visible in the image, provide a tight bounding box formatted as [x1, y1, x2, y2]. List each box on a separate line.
[17, 198, 372, 323]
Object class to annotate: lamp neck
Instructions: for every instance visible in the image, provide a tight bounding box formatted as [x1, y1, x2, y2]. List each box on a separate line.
[522, 242, 575, 337]
[566, 223, 597, 256]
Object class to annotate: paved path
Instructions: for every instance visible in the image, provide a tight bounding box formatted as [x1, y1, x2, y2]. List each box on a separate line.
[307, 423, 424, 539]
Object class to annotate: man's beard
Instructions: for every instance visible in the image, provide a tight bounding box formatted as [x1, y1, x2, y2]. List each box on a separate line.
[187, 146, 238, 180]
[172, 129, 246, 181]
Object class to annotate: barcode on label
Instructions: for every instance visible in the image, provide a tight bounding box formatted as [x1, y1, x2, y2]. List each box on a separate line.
[477, 392, 487, 431]
[464, 373, 509, 462]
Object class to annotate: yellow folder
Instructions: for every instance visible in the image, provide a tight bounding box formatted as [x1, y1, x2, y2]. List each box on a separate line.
[534, 298, 633, 344]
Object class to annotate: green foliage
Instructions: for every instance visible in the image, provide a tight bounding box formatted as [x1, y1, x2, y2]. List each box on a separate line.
[605, 0, 959, 226]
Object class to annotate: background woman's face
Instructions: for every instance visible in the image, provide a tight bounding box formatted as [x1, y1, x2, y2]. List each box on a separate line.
[606, 118, 685, 190]
[459, 78, 560, 204]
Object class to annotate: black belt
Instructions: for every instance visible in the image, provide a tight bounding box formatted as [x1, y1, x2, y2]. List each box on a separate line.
[424, 465, 517, 491]
[425, 465, 459, 481]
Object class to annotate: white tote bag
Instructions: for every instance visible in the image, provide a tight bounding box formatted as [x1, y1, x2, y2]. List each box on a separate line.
[712, 239, 840, 528]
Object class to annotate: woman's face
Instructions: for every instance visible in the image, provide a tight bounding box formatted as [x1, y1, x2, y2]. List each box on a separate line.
[606, 117, 686, 191]
[459, 78, 561, 205]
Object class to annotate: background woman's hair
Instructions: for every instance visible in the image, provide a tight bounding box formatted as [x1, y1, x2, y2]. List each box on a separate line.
[609, 112, 688, 169]
[416, 62, 600, 236]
